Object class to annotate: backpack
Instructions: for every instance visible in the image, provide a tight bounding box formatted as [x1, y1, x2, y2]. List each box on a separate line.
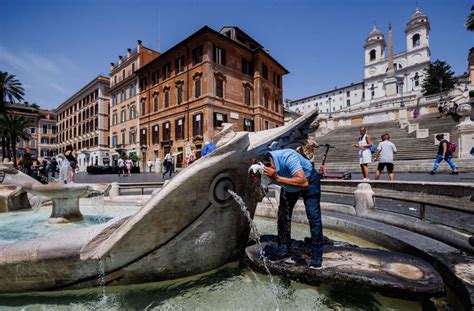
[447, 142, 457, 154]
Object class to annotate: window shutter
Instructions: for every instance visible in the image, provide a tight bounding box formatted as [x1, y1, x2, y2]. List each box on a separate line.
[222, 49, 226, 66]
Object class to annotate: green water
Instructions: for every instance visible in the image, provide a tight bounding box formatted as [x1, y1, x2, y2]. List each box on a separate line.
[0, 216, 429, 310]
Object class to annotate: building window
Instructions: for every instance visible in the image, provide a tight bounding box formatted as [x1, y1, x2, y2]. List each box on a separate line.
[130, 83, 135, 97]
[175, 118, 185, 140]
[243, 118, 254, 132]
[193, 113, 203, 136]
[30, 139, 36, 148]
[121, 130, 126, 145]
[131, 62, 136, 72]
[152, 70, 159, 85]
[346, 91, 350, 97]
[195, 79, 201, 98]
[114, 75, 117, 85]
[121, 88, 126, 102]
[273, 73, 281, 87]
[264, 120, 269, 130]
[120, 109, 126, 123]
[213, 45, 226, 65]
[162, 122, 171, 141]
[216, 79, 224, 98]
[163, 63, 170, 79]
[175, 56, 185, 74]
[242, 59, 253, 76]
[122, 69, 126, 80]
[192, 46, 203, 65]
[52, 126, 57, 134]
[164, 89, 170, 107]
[42, 125, 48, 134]
[141, 100, 146, 116]
[152, 125, 159, 144]
[129, 129, 136, 144]
[177, 84, 183, 104]
[112, 134, 118, 147]
[369, 49, 376, 61]
[244, 87, 251, 105]
[140, 128, 147, 146]
[41, 137, 49, 144]
[153, 94, 159, 112]
[140, 77, 148, 90]
[264, 92, 269, 109]
[274, 99, 279, 113]
[262, 64, 268, 79]
[30, 127, 36, 134]
[412, 33, 420, 47]
[130, 105, 136, 119]
[347, 99, 350, 106]
[112, 113, 118, 125]
[213, 112, 227, 127]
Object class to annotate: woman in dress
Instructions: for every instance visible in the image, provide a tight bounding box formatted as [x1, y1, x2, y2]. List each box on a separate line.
[354, 127, 372, 180]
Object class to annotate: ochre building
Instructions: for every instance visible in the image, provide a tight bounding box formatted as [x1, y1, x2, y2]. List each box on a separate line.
[136, 26, 288, 168]
[109, 41, 159, 166]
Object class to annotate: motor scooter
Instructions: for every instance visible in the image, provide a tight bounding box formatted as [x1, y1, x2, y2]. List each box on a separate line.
[318, 144, 352, 180]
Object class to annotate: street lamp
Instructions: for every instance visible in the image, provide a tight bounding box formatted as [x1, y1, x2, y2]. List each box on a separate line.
[400, 73, 407, 108]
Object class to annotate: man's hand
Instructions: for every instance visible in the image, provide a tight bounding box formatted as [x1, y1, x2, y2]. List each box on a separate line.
[263, 165, 278, 180]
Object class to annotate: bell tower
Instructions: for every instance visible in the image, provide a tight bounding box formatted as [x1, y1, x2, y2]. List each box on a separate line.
[364, 26, 386, 66]
[405, 8, 430, 52]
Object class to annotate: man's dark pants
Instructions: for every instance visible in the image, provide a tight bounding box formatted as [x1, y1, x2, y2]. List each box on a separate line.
[277, 172, 323, 265]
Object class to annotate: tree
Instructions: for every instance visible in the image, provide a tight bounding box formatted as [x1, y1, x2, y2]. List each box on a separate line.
[466, 5, 474, 31]
[3, 114, 31, 167]
[422, 59, 456, 96]
[0, 71, 25, 113]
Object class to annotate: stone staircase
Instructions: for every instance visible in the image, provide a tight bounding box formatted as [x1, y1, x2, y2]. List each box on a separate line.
[410, 112, 458, 142]
[313, 120, 438, 165]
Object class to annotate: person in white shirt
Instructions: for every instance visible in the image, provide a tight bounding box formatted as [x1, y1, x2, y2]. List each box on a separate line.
[374, 133, 398, 181]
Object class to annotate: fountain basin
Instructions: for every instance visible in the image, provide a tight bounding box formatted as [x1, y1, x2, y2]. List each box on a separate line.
[22, 183, 89, 223]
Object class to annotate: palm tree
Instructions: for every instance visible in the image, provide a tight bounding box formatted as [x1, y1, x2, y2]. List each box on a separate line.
[0, 114, 8, 161]
[466, 5, 474, 31]
[4, 114, 31, 167]
[0, 71, 25, 113]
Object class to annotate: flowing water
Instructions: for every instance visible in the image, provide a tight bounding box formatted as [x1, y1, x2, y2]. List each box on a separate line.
[228, 189, 280, 311]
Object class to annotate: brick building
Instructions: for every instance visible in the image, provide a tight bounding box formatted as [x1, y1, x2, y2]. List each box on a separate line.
[4, 104, 57, 160]
[55, 75, 110, 171]
[109, 41, 159, 165]
[136, 26, 288, 168]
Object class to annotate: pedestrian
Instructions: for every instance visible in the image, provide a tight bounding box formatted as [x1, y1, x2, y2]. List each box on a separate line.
[50, 157, 58, 178]
[125, 158, 133, 177]
[19, 152, 33, 177]
[117, 157, 125, 176]
[374, 133, 397, 181]
[147, 159, 154, 173]
[430, 134, 458, 175]
[251, 149, 324, 269]
[162, 151, 173, 179]
[64, 146, 77, 183]
[354, 127, 372, 180]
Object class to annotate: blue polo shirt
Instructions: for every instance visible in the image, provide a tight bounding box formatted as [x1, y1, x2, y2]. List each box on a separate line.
[267, 149, 313, 193]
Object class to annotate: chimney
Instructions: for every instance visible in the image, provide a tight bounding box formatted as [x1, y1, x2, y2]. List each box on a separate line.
[118, 55, 123, 65]
[137, 40, 142, 52]
[127, 48, 132, 57]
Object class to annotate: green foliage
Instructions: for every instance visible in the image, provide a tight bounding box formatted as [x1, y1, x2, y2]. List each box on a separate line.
[129, 154, 140, 163]
[422, 59, 456, 96]
[466, 5, 474, 31]
[0, 114, 31, 165]
[0, 71, 25, 113]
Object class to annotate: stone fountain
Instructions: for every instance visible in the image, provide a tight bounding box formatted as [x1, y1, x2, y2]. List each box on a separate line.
[21, 183, 89, 223]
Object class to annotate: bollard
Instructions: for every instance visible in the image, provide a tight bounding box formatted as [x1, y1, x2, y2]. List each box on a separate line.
[354, 183, 375, 216]
[109, 182, 119, 199]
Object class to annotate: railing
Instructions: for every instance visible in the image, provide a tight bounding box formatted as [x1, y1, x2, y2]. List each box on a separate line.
[117, 182, 164, 195]
[320, 180, 474, 219]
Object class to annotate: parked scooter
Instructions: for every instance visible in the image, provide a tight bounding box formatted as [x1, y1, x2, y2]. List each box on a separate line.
[319, 144, 351, 180]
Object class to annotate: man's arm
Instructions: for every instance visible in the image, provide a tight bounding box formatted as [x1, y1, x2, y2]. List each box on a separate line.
[263, 166, 309, 189]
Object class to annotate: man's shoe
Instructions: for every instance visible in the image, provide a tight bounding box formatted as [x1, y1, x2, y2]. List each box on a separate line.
[450, 171, 459, 175]
[309, 259, 323, 270]
[429, 171, 436, 175]
[283, 257, 297, 264]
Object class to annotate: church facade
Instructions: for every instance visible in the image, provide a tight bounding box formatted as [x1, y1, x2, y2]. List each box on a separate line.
[288, 9, 431, 114]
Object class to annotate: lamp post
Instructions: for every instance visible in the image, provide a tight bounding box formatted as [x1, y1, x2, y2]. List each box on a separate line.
[400, 73, 407, 108]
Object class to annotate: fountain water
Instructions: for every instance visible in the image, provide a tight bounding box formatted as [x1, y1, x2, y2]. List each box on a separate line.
[228, 189, 280, 310]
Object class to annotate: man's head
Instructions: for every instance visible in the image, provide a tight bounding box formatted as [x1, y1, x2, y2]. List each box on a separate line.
[359, 127, 367, 135]
[436, 134, 444, 141]
[381, 133, 390, 141]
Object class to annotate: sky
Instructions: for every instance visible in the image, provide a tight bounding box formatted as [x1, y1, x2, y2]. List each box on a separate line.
[1, 0, 472, 110]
